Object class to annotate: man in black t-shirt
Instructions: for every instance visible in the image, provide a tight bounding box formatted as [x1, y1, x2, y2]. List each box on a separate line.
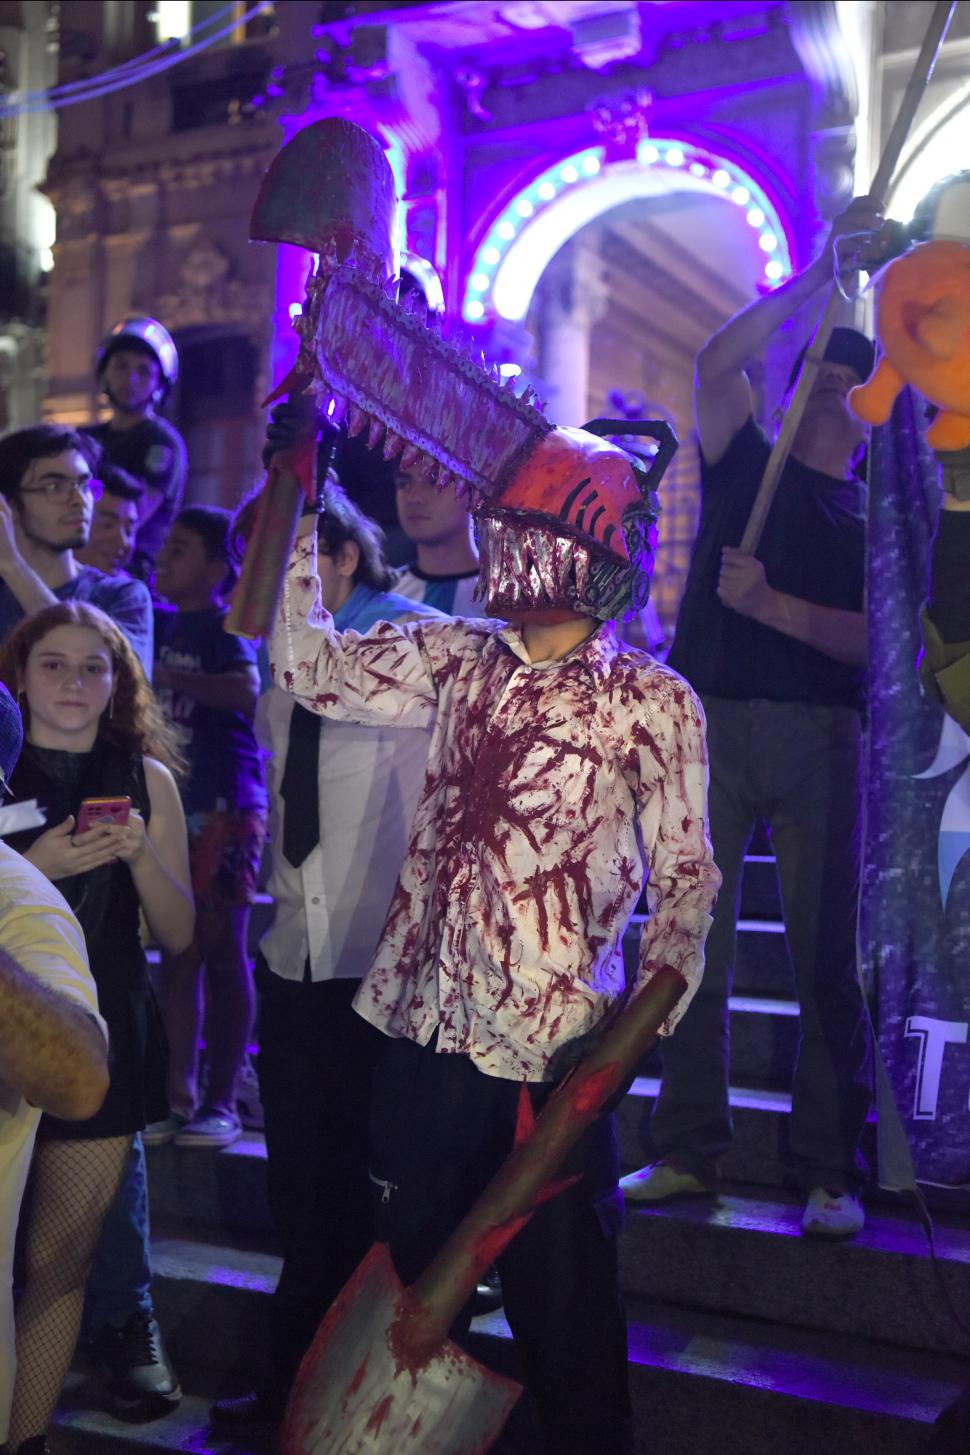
[86, 318, 188, 582]
[619, 197, 882, 1239]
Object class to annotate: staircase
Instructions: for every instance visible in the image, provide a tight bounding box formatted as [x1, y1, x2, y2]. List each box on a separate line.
[52, 843, 970, 1454]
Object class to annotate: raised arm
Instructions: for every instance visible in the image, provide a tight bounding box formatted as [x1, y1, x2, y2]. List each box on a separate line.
[695, 197, 883, 466]
[153, 663, 261, 716]
[634, 680, 721, 1033]
[97, 575, 155, 681]
[0, 902, 108, 1121]
[269, 520, 446, 730]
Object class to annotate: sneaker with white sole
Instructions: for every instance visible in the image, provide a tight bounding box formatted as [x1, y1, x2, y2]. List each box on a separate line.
[142, 1113, 189, 1148]
[617, 1161, 715, 1203]
[801, 1186, 864, 1240]
[173, 1107, 241, 1149]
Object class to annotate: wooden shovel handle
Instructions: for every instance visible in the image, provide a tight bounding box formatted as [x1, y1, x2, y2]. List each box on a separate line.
[739, 0, 955, 557]
[407, 966, 687, 1347]
[225, 467, 303, 640]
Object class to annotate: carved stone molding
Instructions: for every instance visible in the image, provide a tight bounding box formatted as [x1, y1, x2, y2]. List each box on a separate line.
[788, 0, 858, 129]
[539, 237, 611, 332]
[154, 240, 269, 334]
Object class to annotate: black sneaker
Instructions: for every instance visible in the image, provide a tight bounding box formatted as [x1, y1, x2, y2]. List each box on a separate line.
[210, 1389, 284, 1428]
[472, 1266, 504, 1316]
[93, 1310, 182, 1421]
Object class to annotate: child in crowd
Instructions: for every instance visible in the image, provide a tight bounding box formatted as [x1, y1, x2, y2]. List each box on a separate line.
[148, 507, 267, 1149]
[0, 602, 193, 1453]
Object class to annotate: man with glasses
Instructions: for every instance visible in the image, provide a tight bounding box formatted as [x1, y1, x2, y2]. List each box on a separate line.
[0, 425, 153, 674]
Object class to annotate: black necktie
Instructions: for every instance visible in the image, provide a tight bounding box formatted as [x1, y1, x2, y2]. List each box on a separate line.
[281, 702, 321, 868]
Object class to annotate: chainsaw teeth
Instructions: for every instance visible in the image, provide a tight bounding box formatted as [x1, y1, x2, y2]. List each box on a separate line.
[366, 416, 386, 450]
[399, 443, 422, 470]
[382, 430, 405, 461]
[347, 404, 369, 438]
[437, 468, 455, 492]
[328, 395, 348, 426]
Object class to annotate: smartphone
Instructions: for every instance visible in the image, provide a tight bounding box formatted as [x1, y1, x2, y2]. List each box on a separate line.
[76, 796, 132, 834]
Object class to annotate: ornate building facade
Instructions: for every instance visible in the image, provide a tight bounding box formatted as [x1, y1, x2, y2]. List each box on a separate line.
[30, 0, 970, 628]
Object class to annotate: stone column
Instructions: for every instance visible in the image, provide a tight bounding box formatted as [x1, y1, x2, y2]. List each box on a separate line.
[536, 238, 611, 427]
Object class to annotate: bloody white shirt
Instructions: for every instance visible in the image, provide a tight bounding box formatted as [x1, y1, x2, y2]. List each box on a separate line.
[271, 532, 719, 1083]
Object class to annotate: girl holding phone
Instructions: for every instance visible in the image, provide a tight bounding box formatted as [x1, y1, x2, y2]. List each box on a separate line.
[0, 601, 193, 1454]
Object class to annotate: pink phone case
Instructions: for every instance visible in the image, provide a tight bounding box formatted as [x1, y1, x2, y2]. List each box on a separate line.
[76, 797, 131, 834]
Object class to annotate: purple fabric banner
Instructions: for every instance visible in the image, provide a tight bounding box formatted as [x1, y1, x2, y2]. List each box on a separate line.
[864, 389, 970, 1188]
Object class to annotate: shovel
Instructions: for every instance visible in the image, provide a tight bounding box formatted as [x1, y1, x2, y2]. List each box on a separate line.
[226, 117, 397, 640]
[281, 963, 687, 1455]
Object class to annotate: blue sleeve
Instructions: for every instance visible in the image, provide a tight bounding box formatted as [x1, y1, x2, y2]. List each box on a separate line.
[93, 577, 155, 681]
[214, 634, 259, 672]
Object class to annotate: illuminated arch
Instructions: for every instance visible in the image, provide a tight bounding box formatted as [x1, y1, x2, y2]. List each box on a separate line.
[462, 138, 795, 325]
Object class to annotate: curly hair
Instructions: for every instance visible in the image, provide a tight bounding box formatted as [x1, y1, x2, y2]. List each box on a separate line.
[0, 602, 186, 779]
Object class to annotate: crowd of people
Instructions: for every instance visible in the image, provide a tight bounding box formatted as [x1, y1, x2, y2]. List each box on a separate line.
[0, 193, 964, 1455]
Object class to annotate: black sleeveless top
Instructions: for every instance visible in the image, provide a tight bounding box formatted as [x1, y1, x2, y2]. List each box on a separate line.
[7, 738, 169, 1138]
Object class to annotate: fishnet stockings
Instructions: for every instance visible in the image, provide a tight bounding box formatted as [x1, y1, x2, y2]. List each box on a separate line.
[7, 1135, 131, 1447]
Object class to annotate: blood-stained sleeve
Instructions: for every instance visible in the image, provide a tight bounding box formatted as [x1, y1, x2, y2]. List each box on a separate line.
[269, 531, 451, 728]
[633, 678, 721, 1034]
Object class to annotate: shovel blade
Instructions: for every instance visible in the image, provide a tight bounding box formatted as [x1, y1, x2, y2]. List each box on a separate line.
[282, 1244, 521, 1455]
[250, 117, 397, 277]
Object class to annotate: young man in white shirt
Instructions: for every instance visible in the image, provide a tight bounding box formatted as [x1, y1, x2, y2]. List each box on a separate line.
[211, 484, 442, 1432]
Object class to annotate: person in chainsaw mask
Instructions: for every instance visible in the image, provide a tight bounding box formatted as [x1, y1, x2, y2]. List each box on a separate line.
[260, 387, 719, 1455]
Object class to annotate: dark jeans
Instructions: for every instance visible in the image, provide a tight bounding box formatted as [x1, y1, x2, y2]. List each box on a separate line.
[85, 1136, 153, 1331]
[646, 696, 873, 1190]
[256, 957, 383, 1398]
[369, 1035, 634, 1455]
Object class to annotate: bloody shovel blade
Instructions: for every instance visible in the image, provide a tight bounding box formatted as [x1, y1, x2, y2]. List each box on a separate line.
[281, 1244, 521, 1455]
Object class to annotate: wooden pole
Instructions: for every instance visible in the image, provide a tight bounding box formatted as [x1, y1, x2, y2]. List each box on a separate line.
[738, 0, 955, 556]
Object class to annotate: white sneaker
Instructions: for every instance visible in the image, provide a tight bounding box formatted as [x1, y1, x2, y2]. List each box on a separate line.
[801, 1187, 864, 1240]
[617, 1161, 714, 1203]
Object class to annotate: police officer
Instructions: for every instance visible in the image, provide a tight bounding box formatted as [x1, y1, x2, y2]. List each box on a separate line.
[86, 319, 188, 581]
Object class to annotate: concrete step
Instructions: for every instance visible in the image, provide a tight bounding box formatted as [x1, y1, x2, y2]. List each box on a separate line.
[143, 1188, 970, 1389]
[737, 853, 782, 920]
[53, 1372, 541, 1455]
[146, 1132, 271, 1236]
[449, 1304, 965, 1455]
[618, 1302, 964, 1455]
[150, 1230, 278, 1382]
[145, 1080, 812, 1241]
[624, 916, 793, 996]
[638, 992, 801, 1084]
[58, 1227, 966, 1455]
[616, 1074, 880, 1190]
[620, 1186, 970, 1357]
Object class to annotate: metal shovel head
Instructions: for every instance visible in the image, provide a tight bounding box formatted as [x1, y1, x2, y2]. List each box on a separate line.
[282, 1243, 521, 1455]
[250, 117, 397, 277]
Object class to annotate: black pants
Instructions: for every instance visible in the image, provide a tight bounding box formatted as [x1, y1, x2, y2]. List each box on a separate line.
[369, 1035, 634, 1455]
[256, 957, 383, 1398]
[647, 696, 872, 1189]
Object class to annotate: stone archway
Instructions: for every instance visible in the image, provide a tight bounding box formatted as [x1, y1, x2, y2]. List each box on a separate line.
[887, 81, 970, 222]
